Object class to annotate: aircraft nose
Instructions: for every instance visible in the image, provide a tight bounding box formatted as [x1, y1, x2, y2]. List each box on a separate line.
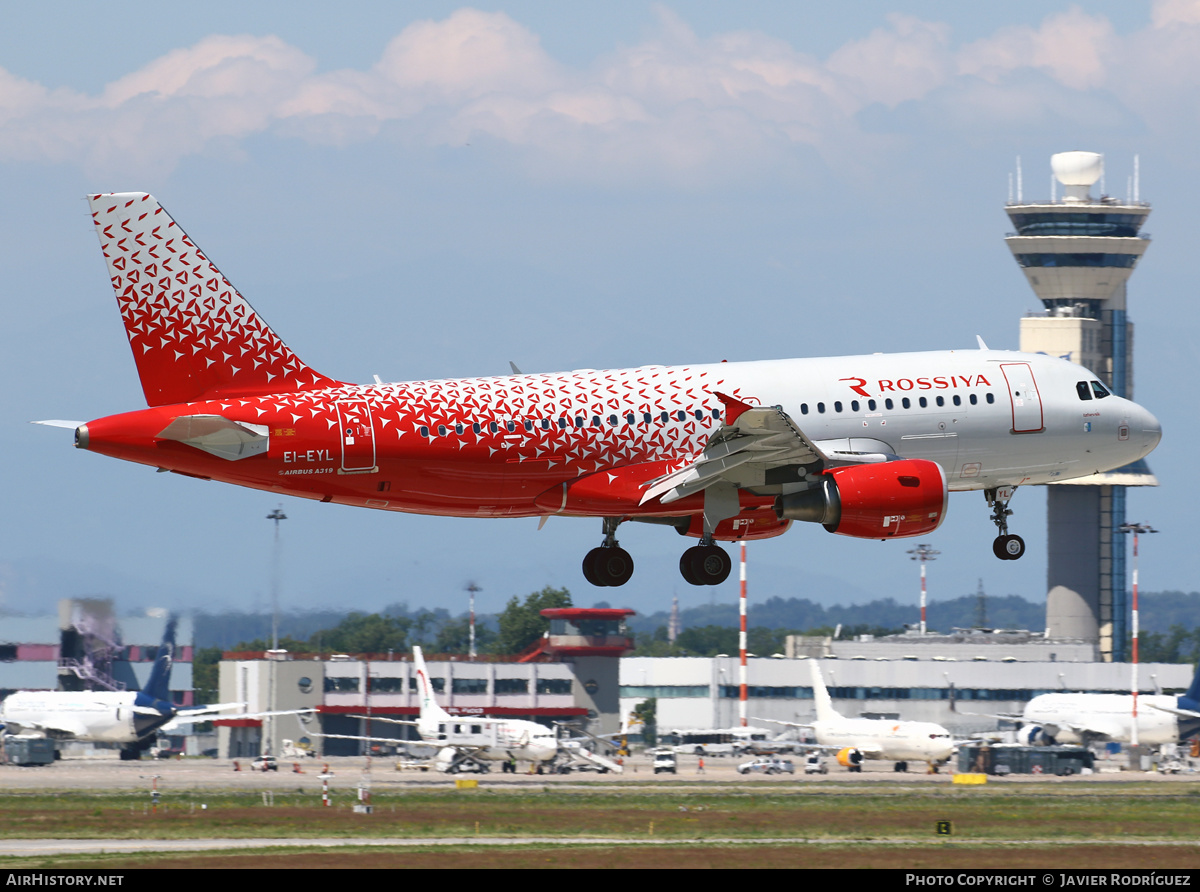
[1137, 404, 1162, 454]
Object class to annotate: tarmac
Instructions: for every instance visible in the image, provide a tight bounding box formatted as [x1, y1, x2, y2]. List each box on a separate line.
[0, 750, 1194, 791]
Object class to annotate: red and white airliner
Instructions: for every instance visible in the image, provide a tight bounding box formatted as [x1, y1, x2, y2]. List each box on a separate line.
[45, 193, 1161, 587]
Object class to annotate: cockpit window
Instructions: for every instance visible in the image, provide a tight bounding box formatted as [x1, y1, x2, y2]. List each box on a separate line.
[1076, 381, 1093, 401]
[1090, 381, 1111, 399]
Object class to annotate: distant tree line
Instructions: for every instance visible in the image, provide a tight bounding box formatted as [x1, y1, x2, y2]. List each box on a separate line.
[189, 589, 1200, 702]
[192, 587, 572, 702]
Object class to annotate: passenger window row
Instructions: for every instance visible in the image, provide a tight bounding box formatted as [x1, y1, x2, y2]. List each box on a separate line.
[799, 394, 994, 415]
[419, 408, 722, 438]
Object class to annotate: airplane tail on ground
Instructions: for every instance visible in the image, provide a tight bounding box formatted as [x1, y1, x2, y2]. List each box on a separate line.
[86, 193, 341, 407]
[412, 647, 452, 733]
[1181, 664, 1200, 710]
[809, 660, 840, 724]
[142, 616, 178, 703]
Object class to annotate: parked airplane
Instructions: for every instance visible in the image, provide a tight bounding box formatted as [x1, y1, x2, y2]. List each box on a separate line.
[46, 193, 1161, 586]
[999, 669, 1200, 747]
[0, 618, 295, 759]
[313, 647, 577, 772]
[760, 660, 957, 772]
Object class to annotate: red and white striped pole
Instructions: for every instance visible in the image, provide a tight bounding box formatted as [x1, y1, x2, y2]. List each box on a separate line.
[1121, 523, 1157, 748]
[907, 544, 939, 635]
[739, 541, 748, 728]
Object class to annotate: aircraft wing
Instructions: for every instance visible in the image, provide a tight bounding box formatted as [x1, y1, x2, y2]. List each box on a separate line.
[165, 706, 316, 731]
[1046, 718, 1124, 742]
[6, 716, 93, 738]
[306, 731, 410, 744]
[752, 717, 814, 731]
[1149, 703, 1200, 720]
[640, 394, 830, 505]
[960, 711, 1025, 723]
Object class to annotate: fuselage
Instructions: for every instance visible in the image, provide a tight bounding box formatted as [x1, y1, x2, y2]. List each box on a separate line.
[814, 716, 956, 763]
[78, 349, 1160, 522]
[420, 715, 557, 762]
[0, 690, 173, 744]
[1023, 693, 1187, 746]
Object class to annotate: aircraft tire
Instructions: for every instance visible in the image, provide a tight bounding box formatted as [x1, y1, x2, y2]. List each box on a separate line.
[679, 550, 702, 586]
[682, 544, 732, 585]
[993, 535, 1026, 561]
[582, 548, 606, 586]
[598, 547, 635, 586]
[584, 546, 635, 586]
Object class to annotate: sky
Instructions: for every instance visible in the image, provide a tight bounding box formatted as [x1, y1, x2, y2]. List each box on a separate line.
[1, 1, 1197, 623]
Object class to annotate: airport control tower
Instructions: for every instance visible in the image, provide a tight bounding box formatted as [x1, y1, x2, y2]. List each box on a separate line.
[1004, 151, 1157, 662]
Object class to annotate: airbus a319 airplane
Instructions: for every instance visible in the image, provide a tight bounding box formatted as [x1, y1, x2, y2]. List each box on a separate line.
[44, 193, 1161, 586]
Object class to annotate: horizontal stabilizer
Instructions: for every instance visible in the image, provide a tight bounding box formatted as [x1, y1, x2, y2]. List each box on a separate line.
[157, 415, 269, 461]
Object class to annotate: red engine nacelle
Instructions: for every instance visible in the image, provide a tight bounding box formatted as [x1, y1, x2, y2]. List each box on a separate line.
[774, 459, 947, 540]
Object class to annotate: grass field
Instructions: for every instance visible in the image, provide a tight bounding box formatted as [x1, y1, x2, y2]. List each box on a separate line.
[1, 783, 1198, 868]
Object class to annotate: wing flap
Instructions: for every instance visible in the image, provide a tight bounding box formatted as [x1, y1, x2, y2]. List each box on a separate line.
[640, 393, 828, 505]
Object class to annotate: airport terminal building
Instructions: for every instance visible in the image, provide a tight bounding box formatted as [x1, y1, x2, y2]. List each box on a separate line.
[621, 653, 1193, 737]
[217, 623, 1194, 756]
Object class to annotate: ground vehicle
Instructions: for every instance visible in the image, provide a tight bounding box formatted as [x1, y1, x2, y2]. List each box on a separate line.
[251, 755, 279, 772]
[662, 727, 772, 756]
[652, 749, 678, 775]
[737, 757, 795, 775]
[803, 753, 829, 774]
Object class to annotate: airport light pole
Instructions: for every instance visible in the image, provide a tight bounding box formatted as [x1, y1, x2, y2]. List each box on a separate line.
[466, 582, 481, 661]
[265, 505, 287, 758]
[738, 541, 748, 728]
[267, 506, 287, 651]
[1120, 522, 1157, 748]
[907, 544, 939, 635]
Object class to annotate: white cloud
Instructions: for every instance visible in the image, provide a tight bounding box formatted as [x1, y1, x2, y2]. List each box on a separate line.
[827, 14, 953, 107]
[7, 6, 1200, 182]
[1151, 0, 1200, 27]
[957, 8, 1115, 91]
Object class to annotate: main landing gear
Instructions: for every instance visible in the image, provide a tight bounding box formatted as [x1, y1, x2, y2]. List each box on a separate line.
[679, 540, 732, 586]
[986, 487, 1025, 561]
[582, 517, 635, 587]
[579, 518, 733, 587]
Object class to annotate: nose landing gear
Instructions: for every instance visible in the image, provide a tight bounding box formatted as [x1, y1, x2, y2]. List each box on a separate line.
[582, 517, 635, 587]
[986, 487, 1025, 560]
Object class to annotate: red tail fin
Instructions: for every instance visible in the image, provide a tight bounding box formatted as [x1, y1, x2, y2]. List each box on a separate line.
[88, 193, 340, 406]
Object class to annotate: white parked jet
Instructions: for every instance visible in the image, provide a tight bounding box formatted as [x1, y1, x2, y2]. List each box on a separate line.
[761, 660, 956, 772]
[412, 646, 559, 770]
[0, 618, 294, 759]
[314, 646, 566, 772]
[1005, 670, 1200, 747]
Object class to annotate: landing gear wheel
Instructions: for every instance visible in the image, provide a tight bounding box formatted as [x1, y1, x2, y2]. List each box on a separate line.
[993, 534, 1025, 561]
[680, 551, 701, 586]
[680, 544, 732, 586]
[583, 548, 604, 586]
[583, 546, 635, 586]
